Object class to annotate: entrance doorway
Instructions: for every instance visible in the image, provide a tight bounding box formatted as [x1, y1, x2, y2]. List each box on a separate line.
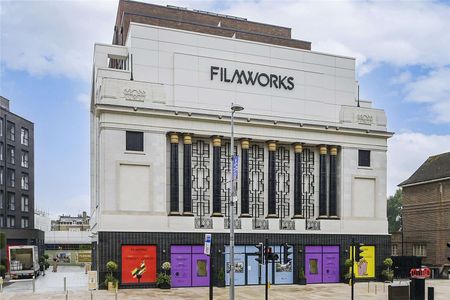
[171, 245, 210, 287]
[304, 246, 339, 284]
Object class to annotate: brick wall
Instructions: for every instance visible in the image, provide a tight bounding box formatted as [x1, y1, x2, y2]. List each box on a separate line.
[113, 0, 311, 50]
[401, 179, 450, 267]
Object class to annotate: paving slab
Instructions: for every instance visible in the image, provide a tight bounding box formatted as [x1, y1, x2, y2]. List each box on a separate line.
[1, 266, 449, 300]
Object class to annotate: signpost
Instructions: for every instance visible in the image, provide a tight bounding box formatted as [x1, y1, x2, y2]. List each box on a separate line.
[205, 234, 213, 300]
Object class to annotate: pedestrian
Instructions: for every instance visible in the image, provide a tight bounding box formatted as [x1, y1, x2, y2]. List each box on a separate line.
[52, 257, 58, 272]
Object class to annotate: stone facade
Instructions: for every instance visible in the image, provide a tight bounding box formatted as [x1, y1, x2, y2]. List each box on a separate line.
[91, 0, 391, 287]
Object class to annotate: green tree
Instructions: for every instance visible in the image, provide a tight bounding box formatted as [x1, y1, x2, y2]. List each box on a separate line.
[387, 189, 403, 233]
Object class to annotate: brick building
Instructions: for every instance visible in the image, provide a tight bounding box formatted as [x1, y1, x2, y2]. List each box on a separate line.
[396, 152, 450, 274]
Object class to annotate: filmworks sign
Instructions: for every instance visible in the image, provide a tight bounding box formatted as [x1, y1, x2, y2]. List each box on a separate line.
[210, 66, 294, 90]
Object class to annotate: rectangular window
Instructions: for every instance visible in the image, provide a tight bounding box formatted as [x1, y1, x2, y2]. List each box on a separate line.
[0, 215, 3, 227]
[7, 121, 15, 141]
[21, 195, 29, 212]
[0, 193, 3, 209]
[126, 131, 144, 151]
[392, 244, 398, 256]
[0, 143, 3, 161]
[21, 151, 29, 168]
[21, 217, 29, 228]
[413, 244, 426, 257]
[358, 150, 371, 167]
[7, 193, 15, 210]
[7, 215, 15, 228]
[7, 169, 15, 187]
[7, 145, 15, 164]
[21, 128, 29, 146]
[0, 167, 3, 185]
[21, 173, 29, 190]
[0, 118, 3, 137]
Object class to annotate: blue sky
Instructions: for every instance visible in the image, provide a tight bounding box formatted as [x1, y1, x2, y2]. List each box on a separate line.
[1, 0, 450, 218]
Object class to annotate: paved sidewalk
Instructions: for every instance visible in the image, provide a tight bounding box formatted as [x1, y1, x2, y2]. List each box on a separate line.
[1, 266, 449, 300]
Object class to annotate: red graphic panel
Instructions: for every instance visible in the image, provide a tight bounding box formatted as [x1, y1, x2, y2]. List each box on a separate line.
[121, 245, 157, 284]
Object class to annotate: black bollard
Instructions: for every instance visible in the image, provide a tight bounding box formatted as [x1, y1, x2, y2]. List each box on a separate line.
[427, 287, 434, 300]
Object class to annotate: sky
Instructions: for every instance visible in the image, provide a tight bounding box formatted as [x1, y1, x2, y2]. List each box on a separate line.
[1, 0, 450, 219]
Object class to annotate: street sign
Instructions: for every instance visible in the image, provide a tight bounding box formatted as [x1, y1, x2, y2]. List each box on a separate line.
[232, 155, 239, 180]
[204, 233, 212, 256]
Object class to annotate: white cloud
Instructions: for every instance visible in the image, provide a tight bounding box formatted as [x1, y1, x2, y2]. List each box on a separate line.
[3, 0, 450, 81]
[387, 132, 450, 196]
[404, 67, 450, 123]
[77, 93, 90, 110]
[1, 0, 118, 81]
[391, 71, 412, 85]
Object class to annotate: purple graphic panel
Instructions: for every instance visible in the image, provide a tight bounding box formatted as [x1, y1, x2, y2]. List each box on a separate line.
[305, 246, 322, 253]
[322, 253, 339, 283]
[171, 251, 192, 287]
[172, 245, 191, 254]
[305, 253, 322, 284]
[192, 254, 210, 286]
[323, 246, 339, 253]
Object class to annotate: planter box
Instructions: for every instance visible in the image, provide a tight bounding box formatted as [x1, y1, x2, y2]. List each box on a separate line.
[298, 278, 307, 285]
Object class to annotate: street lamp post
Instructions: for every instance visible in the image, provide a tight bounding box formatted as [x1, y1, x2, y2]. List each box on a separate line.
[229, 103, 243, 300]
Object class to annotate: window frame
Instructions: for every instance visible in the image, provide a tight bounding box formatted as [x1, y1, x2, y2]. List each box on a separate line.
[125, 131, 144, 152]
[358, 149, 371, 167]
[21, 150, 29, 168]
[7, 121, 15, 141]
[413, 244, 427, 257]
[7, 193, 15, 211]
[21, 128, 29, 146]
[21, 195, 29, 212]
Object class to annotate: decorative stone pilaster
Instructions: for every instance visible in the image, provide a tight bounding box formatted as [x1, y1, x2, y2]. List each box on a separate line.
[182, 134, 193, 215]
[240, 139, 250, 217]
[318, 145, 328, 218]
[169, 133, 180, 215]
[329, 146, 338, 218]
[293, 143, 303, 218]
[267, 141, 277, 218]
[212, 136, 222, 217]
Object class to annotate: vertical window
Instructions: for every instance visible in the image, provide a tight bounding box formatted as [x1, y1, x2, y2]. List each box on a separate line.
[21, 195, 29, 212]
[126, 131, 144, 151]
[7, 193, 15, 210]
[7, 169, 15, 187]
[21, 217, 29, 228]
[0, 215, 3, 227]
[7, 215, 15, 228]
[0, 143, 3, 161]
[0, 118, 3, 136]
[7, 121, 15, 141]
[413, 244, 426, 257]
[21, 151, 29, 168]
[7, 145, 15, 164]
[21, 128, 29, 146]
[0, 193, 3, 209]
[0, 167, 3, 185]
[21, 173, 29, 190]
[392, 244, 398, 256]
[358, 150, 371, 167]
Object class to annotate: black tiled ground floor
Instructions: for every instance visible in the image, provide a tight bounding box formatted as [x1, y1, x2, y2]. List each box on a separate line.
[94, 231, 390, 289]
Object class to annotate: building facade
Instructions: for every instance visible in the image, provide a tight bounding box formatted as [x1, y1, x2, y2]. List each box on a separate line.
[91, 0, 392, 288]
[0, 96, 44, 260]
[396, 152, 450, 276]
[51, 211, 90, 231]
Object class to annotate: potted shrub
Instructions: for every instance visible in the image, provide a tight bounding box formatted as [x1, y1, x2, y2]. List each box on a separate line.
[344, 258, 353, 283]
[298, 268, 307, 285]
[157, 273, 171, 289]
[157, 261, 171, 289]
[381, 258, 394, 282]
[105, 260, 118, 291]
[217, 268, 225, 287]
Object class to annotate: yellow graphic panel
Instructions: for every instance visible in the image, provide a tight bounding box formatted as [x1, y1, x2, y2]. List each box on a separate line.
[350, 245, 375, 278]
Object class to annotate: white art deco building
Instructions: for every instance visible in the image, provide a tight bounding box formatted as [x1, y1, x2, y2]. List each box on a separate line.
[90, 0, 392, 288]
